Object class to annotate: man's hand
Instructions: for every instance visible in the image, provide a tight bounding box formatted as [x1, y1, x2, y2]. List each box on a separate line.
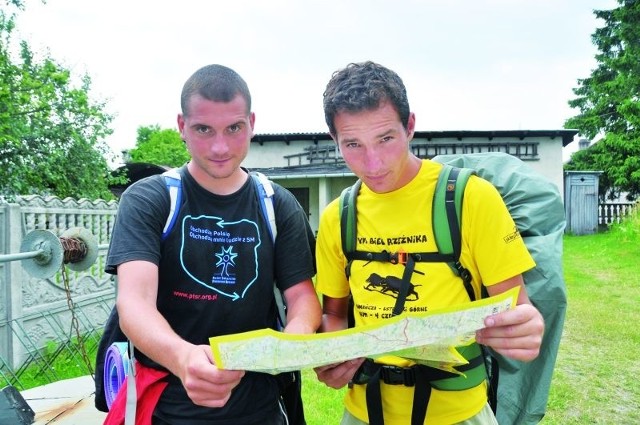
[178, 344, 245, 408]
[314, 295, 360, 388]
[475, 303, 544, 362]
[314, 358, 365, 389]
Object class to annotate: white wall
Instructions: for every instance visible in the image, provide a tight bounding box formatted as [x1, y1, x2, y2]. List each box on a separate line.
[247, 133, 568, 233]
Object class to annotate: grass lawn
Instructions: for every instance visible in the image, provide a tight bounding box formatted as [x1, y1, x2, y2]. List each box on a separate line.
[542, 217, 639, 424]
[301, 214, 640, 424]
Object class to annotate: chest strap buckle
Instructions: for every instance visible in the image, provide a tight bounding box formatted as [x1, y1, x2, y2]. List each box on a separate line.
[390, 250, 408, 265]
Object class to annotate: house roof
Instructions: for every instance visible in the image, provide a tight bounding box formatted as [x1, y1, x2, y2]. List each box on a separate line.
[251, 129, 579, 147]
[251, 163, 354, 179]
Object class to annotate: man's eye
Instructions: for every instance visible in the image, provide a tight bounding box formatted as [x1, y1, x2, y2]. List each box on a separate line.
[196, 126, 210, 134]
[381, 136, 393, 143]
[228, 124, 241, 133]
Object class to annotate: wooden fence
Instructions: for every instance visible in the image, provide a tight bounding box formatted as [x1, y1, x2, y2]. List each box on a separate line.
[599, 202, 637, 226]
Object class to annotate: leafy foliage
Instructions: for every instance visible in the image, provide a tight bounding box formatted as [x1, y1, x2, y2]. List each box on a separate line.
[565, 133, 640, 200]
[0, 5, 119, 200]
[565, 0, 640, 201]
[127, 125, 189, 167]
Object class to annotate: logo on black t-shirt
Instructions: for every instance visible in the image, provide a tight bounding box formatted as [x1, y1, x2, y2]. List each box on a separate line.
[180, 215, 262, 301]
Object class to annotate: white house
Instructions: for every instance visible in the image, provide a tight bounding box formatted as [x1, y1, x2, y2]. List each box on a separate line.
[245, 129, 577, 234]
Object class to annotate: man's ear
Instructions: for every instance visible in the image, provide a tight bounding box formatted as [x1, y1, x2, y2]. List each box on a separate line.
[248, 112, 256, 136]
[406, 112, 416, 140]
[177, 113, 185, 137]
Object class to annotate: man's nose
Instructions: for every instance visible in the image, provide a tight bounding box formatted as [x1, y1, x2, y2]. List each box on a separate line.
[363, 147, 384, 170]
[209, 134, 229, 154]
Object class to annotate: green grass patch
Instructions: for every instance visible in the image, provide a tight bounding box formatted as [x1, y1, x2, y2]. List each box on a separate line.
[542, 213, 640, 424]
[9, 338, 97, 391]
[301, 369, 345, 423]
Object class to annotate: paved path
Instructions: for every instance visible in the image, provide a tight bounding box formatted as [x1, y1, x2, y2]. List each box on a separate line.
[20, 375, 106, 424]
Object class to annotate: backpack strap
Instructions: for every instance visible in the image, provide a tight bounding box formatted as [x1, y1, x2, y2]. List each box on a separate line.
[250, 171, 287, 329]
[433, 164, 476, 301]
[251, 171, 278, 242]
[160, 169, 278, 244]
[339, 180, 361, 278]
[339, 177, 464, 279]
[120, 168, 182, 422]
[161, 168, 182, 241]
[339, 166, 477, 301]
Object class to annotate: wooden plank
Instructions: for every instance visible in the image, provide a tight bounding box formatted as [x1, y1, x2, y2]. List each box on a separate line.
[21, 376, 106, 425]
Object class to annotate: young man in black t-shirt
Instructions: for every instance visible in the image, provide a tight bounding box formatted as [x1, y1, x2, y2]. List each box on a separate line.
[105, 64, 321, 425]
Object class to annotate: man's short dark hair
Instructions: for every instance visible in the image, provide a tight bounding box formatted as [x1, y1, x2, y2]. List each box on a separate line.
[181, 64, 251, 116]
[323, 61, 410, 136]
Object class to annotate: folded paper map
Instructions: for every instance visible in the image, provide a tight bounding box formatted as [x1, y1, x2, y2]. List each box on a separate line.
[209, 287, 518, 375]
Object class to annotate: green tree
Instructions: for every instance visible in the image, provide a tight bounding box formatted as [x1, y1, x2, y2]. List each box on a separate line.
[564, 0, 640, 201]
[0, 4, 119, 200]
[127, 125, 189, 167]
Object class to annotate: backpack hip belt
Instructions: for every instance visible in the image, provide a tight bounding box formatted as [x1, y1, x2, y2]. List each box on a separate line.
[351, 342, 486, 390]
[354, 343, 486, 425]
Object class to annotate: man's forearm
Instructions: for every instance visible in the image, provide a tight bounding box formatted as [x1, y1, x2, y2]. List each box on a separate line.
[118, 301, 194, 376]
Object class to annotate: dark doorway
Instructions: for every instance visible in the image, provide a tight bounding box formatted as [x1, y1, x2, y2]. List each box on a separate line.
[286, 187, 310, 219]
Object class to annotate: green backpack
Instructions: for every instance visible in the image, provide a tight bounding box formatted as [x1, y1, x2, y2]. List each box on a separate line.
[339, 152, 566, 425]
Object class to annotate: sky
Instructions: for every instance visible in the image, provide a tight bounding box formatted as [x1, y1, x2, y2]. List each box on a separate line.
[12, 0, 619, 162]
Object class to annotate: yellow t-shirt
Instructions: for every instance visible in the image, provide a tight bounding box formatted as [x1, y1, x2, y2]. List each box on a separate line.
[315, 160, 535, 424]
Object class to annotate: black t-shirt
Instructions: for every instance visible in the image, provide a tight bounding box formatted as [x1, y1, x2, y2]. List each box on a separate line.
[106, 166, 315, 423]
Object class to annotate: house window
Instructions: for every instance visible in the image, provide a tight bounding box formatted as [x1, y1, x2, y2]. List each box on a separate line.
[410, 142, 539, 160]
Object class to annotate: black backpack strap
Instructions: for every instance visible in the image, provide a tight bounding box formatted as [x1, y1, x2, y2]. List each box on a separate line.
[365, 365, 385, 425]
[391, 254, 416, 316]
[484, 347, 500, 414]
[411, 367, 433, 425]
[444, 167, 475, 301]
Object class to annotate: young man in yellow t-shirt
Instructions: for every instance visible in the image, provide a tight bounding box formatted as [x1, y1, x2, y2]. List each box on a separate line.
[314, 61, 545, 425]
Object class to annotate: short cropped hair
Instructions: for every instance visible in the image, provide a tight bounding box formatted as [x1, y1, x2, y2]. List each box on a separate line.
[323, 61, 410, 136]
[180, 64, 252, 116]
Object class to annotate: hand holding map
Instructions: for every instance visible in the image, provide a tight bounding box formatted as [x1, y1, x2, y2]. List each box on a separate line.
[209, 287, 519, 375]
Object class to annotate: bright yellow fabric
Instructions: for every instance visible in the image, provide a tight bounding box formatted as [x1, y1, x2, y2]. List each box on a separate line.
[315, 160, 535, 425]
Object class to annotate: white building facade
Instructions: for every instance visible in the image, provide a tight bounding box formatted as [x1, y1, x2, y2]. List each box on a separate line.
[246, 129, 577, 233]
